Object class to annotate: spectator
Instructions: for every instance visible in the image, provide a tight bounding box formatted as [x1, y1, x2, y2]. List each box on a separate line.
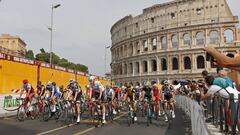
[203, 46, 240, 69]
[201, 75, 240, 100]
[218, 69, 236, 89]
[202, 70, 209, 78]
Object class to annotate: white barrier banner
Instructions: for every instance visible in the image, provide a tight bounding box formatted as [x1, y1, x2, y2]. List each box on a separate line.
[176, 95, 210, 135]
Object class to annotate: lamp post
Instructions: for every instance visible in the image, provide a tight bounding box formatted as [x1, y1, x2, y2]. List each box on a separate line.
[104, 45, 111, 75]
[49, 4, 61, 65]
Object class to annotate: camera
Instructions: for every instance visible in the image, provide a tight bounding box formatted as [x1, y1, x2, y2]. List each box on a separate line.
[206, 52, 214, 62]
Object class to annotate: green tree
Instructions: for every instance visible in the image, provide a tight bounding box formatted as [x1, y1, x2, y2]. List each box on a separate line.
[35, 48, 89, 73]
[58, 58, 69, 67]
[40, 48, 45, 53]
[25, 50, 34, 59]
[76, 64, 89, 73]
[35, 52, 50, 63]
[51, 52, 60, 64]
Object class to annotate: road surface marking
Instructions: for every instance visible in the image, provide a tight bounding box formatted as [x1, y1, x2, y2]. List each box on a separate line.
[36, 113, 126, 135]
[73, 113, 126, 135]
[3, 117, 15, 121]
[36, 124, 73, 135]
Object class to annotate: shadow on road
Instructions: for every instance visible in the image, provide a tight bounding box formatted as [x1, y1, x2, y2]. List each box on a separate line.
[165, 108, 192, 135]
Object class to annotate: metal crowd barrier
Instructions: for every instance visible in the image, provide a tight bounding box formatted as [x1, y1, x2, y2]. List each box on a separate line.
[176, 94, 240, 135]
[176, 95, 210, 135]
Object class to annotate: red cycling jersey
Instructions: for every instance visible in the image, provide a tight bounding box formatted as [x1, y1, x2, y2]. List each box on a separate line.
[152, 87, 160, 101]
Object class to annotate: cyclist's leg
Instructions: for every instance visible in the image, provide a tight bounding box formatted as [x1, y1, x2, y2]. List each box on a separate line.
[132, 98, 137, 121]
[99, 95, 106, 123]
[76, 95, 81, 123]
[102, 102, 106, 123]
[155, 98, 160, 116]
[170, 98, 175, 118]
[163, 100, 168, 121]
[52, 96, 57, 112]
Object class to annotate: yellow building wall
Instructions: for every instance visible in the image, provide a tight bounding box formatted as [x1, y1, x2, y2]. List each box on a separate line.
[0, 60, 37, 94]
[39, 67, 76, 88]
[0, 59, 113, 94]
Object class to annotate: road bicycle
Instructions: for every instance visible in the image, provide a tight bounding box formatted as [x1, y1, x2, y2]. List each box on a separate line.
[16, 97, 38, 121]
[127, 101, 135, 126]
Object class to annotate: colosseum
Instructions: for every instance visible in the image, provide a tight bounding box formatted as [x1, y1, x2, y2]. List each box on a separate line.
[110, 0, 240, 86]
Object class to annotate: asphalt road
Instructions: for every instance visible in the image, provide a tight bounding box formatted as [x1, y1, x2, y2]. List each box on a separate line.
[0, 108, 191, 135]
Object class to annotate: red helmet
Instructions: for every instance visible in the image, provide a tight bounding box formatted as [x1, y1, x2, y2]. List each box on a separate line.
[23, 79, 28, 84]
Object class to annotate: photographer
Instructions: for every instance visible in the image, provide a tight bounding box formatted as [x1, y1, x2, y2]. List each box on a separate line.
[203, 46, 240, 89]
[201, 75, 240, 100]
[204, 46, 240, 69]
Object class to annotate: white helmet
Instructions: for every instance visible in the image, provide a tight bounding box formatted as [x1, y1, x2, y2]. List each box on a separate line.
[88, 76, 95, 81]
[164, 80, 170, 85]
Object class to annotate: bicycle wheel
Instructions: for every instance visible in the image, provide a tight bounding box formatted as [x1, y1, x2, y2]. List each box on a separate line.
[147, 107, 151, 126]
[65, 108, 73, 125]
[17, 105, 26, 121]
[54, 104, 61, 120]
[128, 106, 133, 126]
[43, 103, 51, 121]
[168, 112, 173, 129]
[108, 104, 114, 122]
[30, 104, 38, 120]
[127, 112, 132, 127]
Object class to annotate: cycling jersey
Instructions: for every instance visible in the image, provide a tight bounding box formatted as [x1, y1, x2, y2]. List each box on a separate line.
[51, 86, 61, 97]
[37, 85, 45, 96]
[152, 87, 160, 101]
[135, 88, 141, 99]
[142, 86, 152, 100]
[162, 85, 175, 101]
[126, 88, 136, 101]
[67, 82, 82, 101]
[113, 87, 121, 99]
[90, 81, 104, 100]
[105, 88, 115, 102]
[22, 84, 34, 94]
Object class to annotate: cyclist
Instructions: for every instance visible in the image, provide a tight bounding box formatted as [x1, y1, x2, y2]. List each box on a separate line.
[36, 81, 45, 97]
[50, 82, 61, 113]
[19, 79, 35, 106]
[161, 80, 176, 122]
[135, 86, 141, 101]
[152, 83, 161, 116]
[140, 82, 153, 116]
[113, 86, 122, 112]
[124, 85, 137, 121]
[67, 79, 82, 124]
[89, 76, 106, 124]
[105, 85, 117, 115]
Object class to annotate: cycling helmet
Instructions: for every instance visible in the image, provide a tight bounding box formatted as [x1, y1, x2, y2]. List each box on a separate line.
[46, 81, 51, 86]
[143, 81, 150, 86]
[52, 82, 56, 86]
[37, 81, 42, 85]
[59, 85, 64, 89]
[69, 79, 75, 84]
[106, 84, 111, 89]
[23, 79, 28, 84]
[88, 76, 95, 81]
[164, 80, 170, 85]
[153, 83, 157, 87]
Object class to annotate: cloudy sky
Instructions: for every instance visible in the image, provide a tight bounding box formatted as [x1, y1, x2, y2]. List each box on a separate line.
[0, 0, 239, 76]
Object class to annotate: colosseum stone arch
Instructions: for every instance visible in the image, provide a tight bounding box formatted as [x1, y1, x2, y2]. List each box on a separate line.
[110, 0, 240, 86]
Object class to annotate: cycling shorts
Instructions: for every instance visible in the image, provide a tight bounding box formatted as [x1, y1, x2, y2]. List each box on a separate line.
[164, 93, 172, 101]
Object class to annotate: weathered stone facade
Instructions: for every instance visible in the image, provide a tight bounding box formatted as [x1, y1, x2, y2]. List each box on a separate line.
[0, 34, 27, 57]
[110, 0, 240, 86]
